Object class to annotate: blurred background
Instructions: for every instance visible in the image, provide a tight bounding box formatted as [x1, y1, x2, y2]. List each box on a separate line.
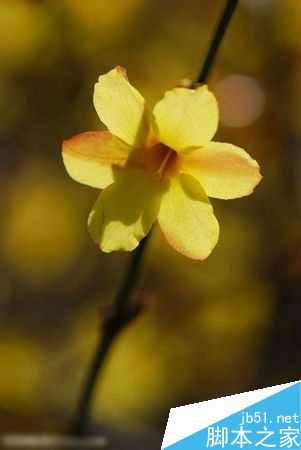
[0, 0, 300, 447]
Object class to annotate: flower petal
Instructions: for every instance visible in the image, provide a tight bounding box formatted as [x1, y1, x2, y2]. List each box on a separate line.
[88, 169, 164, 252]
[158, 174, 219, 260]
[93, 66, 149, 147]
[62, 131, 132, 189]
[153, 85, 218, 152]
[180, 142, 262, 199]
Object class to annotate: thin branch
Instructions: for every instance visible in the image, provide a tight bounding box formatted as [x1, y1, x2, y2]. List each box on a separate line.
[198, 0, 239, 84]
[72, 236, 149, 435]
[72, 0, 239, 437]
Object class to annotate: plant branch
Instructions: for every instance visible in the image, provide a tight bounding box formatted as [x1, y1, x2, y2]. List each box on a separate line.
[198, 0, 238, 84]
[72, 235, 149, 435]
[72, 0, 239, 437]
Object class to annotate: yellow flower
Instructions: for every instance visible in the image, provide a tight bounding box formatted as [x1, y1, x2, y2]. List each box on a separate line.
[62, 66, 262, 260]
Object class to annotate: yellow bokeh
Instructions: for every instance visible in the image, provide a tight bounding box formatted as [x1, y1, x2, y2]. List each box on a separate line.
[0, 331, 43, 411]
[63, 0, 143, 29]
[0, 1, 48, 69]
[2, 162, 85, 285]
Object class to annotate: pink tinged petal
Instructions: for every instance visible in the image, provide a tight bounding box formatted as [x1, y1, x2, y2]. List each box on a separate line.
[180, 142, 262, 200]
[153, 85, 219, 152]
[158, 174, 219, 260]
[62, 131, 132, 189]
[93, 66, 149, 147]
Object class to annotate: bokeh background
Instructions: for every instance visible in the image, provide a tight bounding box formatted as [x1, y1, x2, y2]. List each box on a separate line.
[0, 0, 300, 447]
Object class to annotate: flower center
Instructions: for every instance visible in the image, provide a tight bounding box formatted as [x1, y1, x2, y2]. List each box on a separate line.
[144, 142, 178, 178]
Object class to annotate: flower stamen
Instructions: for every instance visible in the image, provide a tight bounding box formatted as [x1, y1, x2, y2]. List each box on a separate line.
[158, 148, 174, 177]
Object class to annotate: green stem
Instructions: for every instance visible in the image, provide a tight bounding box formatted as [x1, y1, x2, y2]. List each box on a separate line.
[72, 0, 239, 437]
